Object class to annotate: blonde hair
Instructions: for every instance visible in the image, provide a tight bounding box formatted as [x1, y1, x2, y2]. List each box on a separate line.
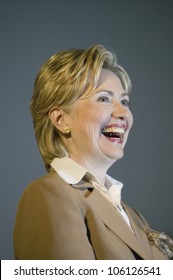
[30, 44, 131, 170]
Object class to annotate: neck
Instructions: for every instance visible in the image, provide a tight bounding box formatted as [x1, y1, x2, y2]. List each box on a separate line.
[69, 154, 115, 185]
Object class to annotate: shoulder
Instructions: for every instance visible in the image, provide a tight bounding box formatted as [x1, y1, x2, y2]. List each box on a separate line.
[22, 171, 74, 199]
[17, 171, 88, 214]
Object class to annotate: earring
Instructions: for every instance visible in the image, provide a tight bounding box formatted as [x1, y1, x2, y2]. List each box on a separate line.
[64, 127, 71, 134]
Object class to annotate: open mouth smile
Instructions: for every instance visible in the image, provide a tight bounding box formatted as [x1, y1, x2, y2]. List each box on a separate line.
[101, 125, 125, 143]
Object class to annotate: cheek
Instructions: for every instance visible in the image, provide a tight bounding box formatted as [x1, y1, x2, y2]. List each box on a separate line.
[72, 105, 111, 137]
[79, 121, 103, 148]
[85, 123, 101, 139]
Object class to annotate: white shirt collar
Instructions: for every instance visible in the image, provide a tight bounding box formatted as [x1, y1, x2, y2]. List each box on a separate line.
[51, 157, 88, 184]
[50, 157, 123, 190]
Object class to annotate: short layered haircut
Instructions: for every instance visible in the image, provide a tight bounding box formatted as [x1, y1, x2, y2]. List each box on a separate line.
[30, 45, 131, 170]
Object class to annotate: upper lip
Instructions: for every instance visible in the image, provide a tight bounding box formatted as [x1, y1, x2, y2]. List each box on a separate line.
[101, 123, 127, 132]
[104, 124, 126, 129]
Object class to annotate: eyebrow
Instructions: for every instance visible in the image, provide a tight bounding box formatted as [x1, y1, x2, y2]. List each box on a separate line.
[96, 90, 130, 97]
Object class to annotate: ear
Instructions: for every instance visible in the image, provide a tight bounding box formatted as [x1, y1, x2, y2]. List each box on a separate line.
[49, 107, 69, 133]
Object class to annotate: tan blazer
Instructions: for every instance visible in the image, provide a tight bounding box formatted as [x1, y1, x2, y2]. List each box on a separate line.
[13, 171, 167, 260]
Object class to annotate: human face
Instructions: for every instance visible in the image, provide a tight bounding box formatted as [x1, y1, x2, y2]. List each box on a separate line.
[64, 69, 133, 167]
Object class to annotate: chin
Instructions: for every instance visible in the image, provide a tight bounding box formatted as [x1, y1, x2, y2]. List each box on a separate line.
[111, 152, 124, 161]
[102, 148, 124, 161]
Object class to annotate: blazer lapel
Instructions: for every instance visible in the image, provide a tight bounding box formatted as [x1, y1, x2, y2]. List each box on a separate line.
[84, 187, 151, 259]
[123, 203, 153, 259]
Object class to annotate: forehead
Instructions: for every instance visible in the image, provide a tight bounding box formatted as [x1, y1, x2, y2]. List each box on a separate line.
[97, 69, 117, 86]
[96, 69, 124, 93]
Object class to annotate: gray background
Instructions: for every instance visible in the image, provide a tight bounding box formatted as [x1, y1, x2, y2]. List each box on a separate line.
[1, 0, 173, 259]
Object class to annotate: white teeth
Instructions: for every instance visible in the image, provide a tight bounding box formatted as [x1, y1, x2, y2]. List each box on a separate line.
[102, 127, 125, 134]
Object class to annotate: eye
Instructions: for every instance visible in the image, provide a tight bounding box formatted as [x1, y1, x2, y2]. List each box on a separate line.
[97, 96, 110, 103]
[121, 99, 130, 107]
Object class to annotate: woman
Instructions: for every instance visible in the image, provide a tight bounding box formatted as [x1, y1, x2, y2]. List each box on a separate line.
[13, 45, 173, 260]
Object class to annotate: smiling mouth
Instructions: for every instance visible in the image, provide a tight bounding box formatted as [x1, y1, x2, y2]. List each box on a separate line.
[101, 126, 125, 141]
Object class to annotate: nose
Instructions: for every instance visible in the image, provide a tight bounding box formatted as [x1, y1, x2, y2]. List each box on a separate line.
[111, 101, 131, 120]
